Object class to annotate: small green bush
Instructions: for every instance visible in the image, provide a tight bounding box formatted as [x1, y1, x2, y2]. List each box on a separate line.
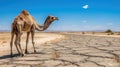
[105, 29, 114, 35]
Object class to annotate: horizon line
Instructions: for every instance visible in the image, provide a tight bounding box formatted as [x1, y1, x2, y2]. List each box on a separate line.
[0, 29, 120, 32]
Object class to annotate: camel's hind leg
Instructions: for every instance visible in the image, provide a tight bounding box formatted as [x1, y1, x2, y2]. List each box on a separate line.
[31, 25, 36, 53]
[10, 23, 20, 57]
[25, 32, 30, 54]
[10, 32, 14, 57]
[10, 23, 21, 57]
[31, 31, 36, 53]
[18, 33, 24, 56]
[14, 24, 24, 56]
[10, 23, 15, 57]
[14, 33, 21, 55]
[17, 25, 24, 56]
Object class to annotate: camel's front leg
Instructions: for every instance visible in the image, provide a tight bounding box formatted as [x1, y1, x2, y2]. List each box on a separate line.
[25, 32, 30, 54]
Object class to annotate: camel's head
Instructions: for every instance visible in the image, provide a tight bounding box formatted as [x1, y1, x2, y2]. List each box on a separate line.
[47, 15, 59, 22]
[21, 10, 29, 16]
[43, 15, 59, 30]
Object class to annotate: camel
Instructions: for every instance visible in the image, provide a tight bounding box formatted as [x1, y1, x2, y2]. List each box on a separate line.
[10, 10, 58, 57]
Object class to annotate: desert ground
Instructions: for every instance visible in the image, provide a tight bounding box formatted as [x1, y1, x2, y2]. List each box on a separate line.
[0, 32, 120, 67]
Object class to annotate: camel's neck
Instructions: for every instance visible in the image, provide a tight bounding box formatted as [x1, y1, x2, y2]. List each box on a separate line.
[43, 18, 53, 30]
[35, 17, 53, 31]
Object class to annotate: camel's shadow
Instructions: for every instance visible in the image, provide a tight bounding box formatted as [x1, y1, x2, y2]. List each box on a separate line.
[0, 52, 43, 60]
[0, 54, 20, 60]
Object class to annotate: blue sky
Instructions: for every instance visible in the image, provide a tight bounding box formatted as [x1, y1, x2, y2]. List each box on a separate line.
[0, 0, 120, 31]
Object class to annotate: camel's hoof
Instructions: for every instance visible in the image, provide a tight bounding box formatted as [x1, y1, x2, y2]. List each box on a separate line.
[20, 54, 24, 57]
[10, 53, 13, 57]
[25, 51, 29, 54]
[34, 50, 37, 53]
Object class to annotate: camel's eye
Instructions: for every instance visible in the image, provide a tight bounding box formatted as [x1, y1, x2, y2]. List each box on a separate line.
[51, 17, 54, 19]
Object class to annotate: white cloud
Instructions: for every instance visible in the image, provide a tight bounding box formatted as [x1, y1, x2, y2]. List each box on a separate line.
[82, 20, 87, 23]
[107, 23, 113, 26]
[82, 5, 89, 9]
[82, 20, 87, 24]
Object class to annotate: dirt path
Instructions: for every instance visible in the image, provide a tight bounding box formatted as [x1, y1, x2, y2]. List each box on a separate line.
[0, 33, 120, 67]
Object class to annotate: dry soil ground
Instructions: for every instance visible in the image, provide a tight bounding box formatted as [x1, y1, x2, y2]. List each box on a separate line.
[0, 32, 120, 67]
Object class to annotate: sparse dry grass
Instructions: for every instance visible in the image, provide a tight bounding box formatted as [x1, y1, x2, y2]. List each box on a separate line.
[112, 56, 120, 64]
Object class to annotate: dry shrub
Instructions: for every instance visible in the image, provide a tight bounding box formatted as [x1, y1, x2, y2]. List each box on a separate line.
[2, 41, 7, 43]
[92, 32, 95, 34]
[51, 51, 59, 59]
[34, 64, 39, 67]
[117, 33, 120, 35]
[111, 56, 120, 64]
[82, 32, 85, 34]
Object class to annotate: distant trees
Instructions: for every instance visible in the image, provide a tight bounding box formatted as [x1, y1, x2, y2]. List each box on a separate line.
[105, 29, 114, 35]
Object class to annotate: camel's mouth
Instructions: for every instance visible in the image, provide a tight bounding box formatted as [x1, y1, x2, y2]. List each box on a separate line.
[55, 17, 59, 20]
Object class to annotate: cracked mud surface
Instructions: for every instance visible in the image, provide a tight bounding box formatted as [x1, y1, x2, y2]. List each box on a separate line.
[0, 33, 120, 67]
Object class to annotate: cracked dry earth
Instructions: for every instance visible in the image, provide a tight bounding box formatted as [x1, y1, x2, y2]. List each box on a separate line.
[0, 33, 120, 67]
